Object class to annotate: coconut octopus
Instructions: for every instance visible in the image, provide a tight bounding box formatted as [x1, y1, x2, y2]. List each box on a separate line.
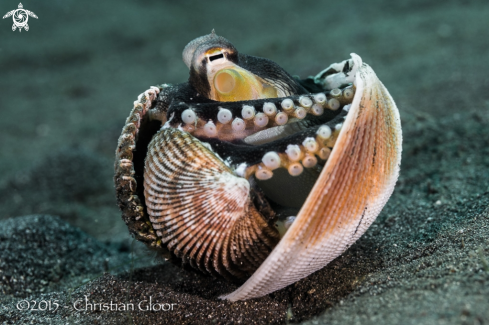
[114, 31, 402, 301]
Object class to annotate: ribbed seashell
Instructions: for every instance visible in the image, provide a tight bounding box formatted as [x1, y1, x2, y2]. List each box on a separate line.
[143, 128, 280, 279]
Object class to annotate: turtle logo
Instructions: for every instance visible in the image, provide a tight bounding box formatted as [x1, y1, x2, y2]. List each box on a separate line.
[3, 3, 37, 32]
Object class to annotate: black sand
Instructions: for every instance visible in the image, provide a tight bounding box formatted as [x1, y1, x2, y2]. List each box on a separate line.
[1, 0, 489, 324]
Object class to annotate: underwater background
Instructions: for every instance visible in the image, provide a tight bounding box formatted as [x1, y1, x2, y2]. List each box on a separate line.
[1, 0, 489, 324]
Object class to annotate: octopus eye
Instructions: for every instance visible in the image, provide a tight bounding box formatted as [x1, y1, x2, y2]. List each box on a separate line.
[209, 53, 224, 62]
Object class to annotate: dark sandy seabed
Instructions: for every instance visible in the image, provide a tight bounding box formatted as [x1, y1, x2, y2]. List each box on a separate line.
[1, 0, 489, 324]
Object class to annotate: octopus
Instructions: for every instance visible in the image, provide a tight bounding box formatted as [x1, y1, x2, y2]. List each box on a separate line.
[114, 31, 402, 301]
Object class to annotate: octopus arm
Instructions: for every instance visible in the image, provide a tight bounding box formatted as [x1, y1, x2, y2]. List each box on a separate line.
[166, 88, 353, 143]
[201, 110, 346, 167]
[114, 86, 172, 255]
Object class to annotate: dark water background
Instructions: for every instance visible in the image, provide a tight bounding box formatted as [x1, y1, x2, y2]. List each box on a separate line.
[1, 1, 489, 324]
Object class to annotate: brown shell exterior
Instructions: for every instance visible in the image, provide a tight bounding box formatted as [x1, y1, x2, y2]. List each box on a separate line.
[143, 128, 280, 279]
[221, 58, 402, 301]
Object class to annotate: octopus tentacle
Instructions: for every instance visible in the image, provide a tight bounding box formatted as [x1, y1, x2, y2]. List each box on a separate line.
[165, 87, 355, 142]
[201, 109, 347, 171]
[114, 86, 170, 254]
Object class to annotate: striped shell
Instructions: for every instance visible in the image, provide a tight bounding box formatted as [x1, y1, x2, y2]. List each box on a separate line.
[144, 128, 279, 279]
[114, 51, 402, 301]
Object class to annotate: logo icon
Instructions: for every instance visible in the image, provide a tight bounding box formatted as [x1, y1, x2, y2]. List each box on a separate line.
[3, 3, 37, 32]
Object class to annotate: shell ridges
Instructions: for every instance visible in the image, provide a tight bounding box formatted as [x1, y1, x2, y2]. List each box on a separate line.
[221, 55, 402, 301]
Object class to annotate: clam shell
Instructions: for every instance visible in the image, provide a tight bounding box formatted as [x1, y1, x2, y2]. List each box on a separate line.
[220, 54, 402, 301]
[143, 128, 280, 279]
